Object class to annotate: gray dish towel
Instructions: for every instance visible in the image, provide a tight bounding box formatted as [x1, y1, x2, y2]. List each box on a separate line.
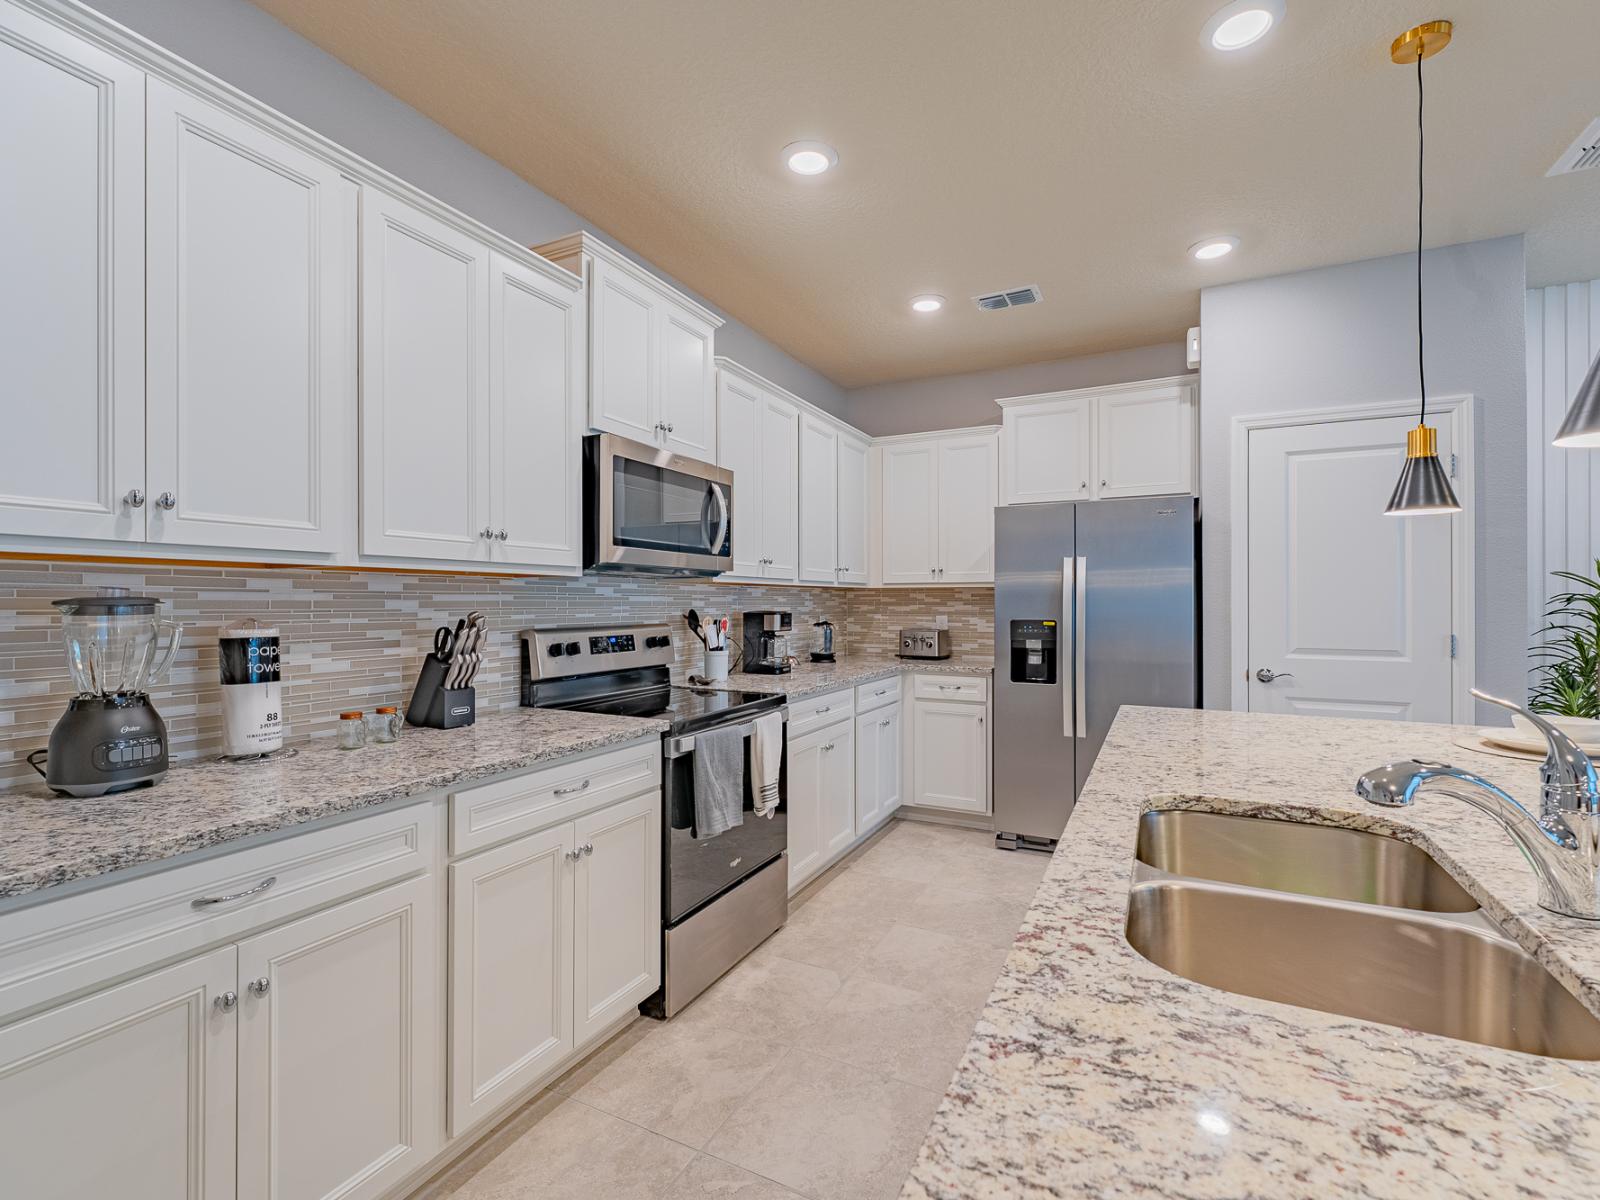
[693, 723, 745, 839]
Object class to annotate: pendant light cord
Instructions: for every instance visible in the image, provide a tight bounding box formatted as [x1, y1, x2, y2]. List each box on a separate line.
[1416, 47, 1427, 426]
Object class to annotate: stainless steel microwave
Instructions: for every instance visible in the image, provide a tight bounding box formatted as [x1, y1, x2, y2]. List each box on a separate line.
[583, 433, 733, 576]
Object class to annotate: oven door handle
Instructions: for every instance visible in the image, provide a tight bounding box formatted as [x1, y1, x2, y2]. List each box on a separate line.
[664, 707, 787, 760]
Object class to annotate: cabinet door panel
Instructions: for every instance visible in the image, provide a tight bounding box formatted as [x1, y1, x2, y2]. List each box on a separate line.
[588, 257, 656, 442]
[761, 394, 800, 580]
[836, 434, 869, 585]
[878, 704, 903, 818]
[658, 307, 716, 459]
[716, 372, 764, 577]
[489, 252, 583, 568]
[913, 701, 989, 813]
[854, 711, 883, 836]
[237, 875, 439, 1200]
[1098, 386, 1194, 498]
[0, 8, 144, 540]
[799, 415, 839, 584]
[786, 733, 824, 894]
[146, 79, 349, 552]
[0, 946, 237, 1200]
[822, 721, 856, 859]
[881, 443, 938, 584]
[360, 191, 490, 561]
[937, 434, 997, 584]
[1002, 397, 1093, 505]
[448, 824, 573, 1137]
[573, 792, 661, 1046]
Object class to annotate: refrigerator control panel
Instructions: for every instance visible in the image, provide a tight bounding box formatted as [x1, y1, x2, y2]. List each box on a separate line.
[1009, 620, 1058, 684]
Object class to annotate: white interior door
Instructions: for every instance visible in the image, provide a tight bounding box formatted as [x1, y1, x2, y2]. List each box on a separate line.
[488, 251, 583, 569]
[1246, 413, 1455, 721]
[237, 875, 439, 1200]
[146, 79, 349, 552]
[0, 945, 237, 1200]
[0, 6, 145, 541]
[880, 442, 939, 584]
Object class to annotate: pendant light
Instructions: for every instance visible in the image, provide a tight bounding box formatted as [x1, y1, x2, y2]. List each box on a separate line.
[1385, 20, 1461, 517]
[1553, 349, 1600, 447]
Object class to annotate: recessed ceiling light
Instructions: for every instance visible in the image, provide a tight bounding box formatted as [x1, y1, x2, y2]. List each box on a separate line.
[1189, 236, 1240, 261]
[783, 141, 838, 175]
[1202, 0, 1284, 51]
[910, 295, 945, 313]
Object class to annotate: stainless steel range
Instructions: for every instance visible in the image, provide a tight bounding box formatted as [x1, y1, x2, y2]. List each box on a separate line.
[520, 622, 788, 1018]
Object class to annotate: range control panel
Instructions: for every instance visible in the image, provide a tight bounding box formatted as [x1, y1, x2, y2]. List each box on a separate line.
[521, 623, 675, 681]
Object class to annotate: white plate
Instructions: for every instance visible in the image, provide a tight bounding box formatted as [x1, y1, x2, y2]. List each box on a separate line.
[1510, 712, 1600, 752]
[1451, 733, 1544, 762]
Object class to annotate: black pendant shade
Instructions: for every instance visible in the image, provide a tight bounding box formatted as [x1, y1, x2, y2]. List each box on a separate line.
[1385, 438, 1461, 516]
[1554, 349, 1600, 449]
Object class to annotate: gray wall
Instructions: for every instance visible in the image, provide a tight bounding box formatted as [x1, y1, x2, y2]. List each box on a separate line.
[844, 342, 1193, 436]
[1198, 235, 1528, 720]
[86, 0, 851, 420]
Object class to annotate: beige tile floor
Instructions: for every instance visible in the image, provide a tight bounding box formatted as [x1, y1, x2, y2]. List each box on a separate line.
[412, 818, 1049, 1200]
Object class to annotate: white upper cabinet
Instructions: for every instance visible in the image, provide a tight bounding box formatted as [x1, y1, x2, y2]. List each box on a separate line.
[536, 233, 723, 458]
[760, 393, 801, 580]
[937, 433, 998, 584]
[715, 368, 765, 577]
[879, 429, 996, 585]
[145, 79, 351, 553]
[799, 413, 839, 584]
[487, 251, 585, 570]
[0, 6, 145, 542]
[836, 433, 869, 585]
[999, 394, 1092, 505]
[998, 376, 1196, 504]
[359, 189, 492, 564]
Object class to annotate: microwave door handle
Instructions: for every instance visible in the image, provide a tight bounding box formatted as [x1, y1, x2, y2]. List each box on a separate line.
[709, 482, 729, 553]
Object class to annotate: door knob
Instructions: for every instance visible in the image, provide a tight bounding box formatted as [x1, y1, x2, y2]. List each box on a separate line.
[480, 527, 495, 539]
[124, 488, 145, 509]
[155, 492, 176, 511]
[1255, 668, 1294, 683]
[247, 977, 270, 997]
[214, 991, 238, 1013]
[496, 528, 508, 541]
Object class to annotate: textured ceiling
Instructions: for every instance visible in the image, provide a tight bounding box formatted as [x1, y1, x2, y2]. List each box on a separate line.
[247, 0, 1600, 389]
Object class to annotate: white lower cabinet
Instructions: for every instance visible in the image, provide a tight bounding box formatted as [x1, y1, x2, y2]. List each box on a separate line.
[787, 717, 856, 894]
[854, 702, 903, 836]
[237, 875, 440, 1200]
[0, 945, 238, 1200]
[911, 693, 991, 815]
[572, 792, 661, 1046]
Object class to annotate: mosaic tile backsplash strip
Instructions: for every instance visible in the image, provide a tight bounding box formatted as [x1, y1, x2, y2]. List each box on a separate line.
[0, 560, 993, 789]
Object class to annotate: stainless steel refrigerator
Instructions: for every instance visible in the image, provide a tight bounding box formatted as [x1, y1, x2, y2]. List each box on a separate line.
[993, 497, 1199, 850]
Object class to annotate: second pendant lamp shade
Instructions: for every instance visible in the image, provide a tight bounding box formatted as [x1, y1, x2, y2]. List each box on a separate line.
[1554, 349, 1600, 448]
[1385, 426, 1460, 515]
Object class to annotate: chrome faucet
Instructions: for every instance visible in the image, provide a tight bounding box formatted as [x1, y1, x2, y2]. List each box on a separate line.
[1355, 688, 1600, 920]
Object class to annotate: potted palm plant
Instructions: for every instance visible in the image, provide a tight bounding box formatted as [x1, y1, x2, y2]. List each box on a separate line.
[1527, 561, 1600, 745]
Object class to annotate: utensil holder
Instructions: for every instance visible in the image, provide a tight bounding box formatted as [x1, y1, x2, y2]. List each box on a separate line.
[406, 656, 477, 729]
[703, 647, 729, 681]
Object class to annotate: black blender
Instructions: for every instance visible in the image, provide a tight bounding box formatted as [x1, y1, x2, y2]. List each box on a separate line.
[28, 593, 184, 796]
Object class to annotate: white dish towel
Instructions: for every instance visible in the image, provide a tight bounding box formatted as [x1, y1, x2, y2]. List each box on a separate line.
[751, 713, 784, 819]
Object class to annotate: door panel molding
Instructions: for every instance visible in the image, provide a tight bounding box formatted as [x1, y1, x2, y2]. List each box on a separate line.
[1229, 394, 1475, 720]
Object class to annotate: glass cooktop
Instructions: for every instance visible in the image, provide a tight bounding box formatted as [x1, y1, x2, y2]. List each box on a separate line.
[549, 685, 784, 734]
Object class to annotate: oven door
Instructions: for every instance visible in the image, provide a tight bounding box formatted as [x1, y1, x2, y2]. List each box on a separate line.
[662, 711, 788, 925]
[586, 433, 733, 575]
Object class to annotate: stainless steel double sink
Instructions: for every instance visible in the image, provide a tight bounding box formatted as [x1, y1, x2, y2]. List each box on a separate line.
[1126, 810, 1600, 1059]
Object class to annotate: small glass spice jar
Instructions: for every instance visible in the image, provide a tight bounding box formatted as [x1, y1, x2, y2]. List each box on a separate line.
[337, 711, 366, 750]
[367, 705, 401, 744]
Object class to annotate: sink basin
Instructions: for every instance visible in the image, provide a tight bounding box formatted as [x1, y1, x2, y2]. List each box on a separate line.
[1126, 878, 1600, 1059]
[1136, 809, 1478, 912]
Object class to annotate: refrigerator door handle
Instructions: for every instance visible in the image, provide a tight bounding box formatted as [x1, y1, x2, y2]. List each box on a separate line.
[1061, 556, 1074, 738]
[1073, 555, 1088, 738]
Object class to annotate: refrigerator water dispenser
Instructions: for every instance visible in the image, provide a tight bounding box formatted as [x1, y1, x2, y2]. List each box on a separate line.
[1009, 620, 1058, 684]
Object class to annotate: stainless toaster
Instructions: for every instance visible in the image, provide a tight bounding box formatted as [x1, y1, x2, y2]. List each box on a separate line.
[898, 627, 951, 659]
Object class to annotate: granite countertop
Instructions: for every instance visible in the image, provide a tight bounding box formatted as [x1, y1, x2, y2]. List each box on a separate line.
[681, 654, 991, 701]
[905, 707, 1600, 1199]
[0, 708, 667, 902]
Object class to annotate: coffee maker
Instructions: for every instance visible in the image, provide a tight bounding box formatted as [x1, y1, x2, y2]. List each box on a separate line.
[741, 610, 793, 675]
[28, 593, 184, 796]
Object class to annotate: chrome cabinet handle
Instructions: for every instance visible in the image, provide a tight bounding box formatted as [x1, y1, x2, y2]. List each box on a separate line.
[496, 529, 509, 541]
[124, 488, 145, 509]
[1255, 668, 1294, 683]
[815, 705, 831, 714]
[666, 422, 675, 433]
[555, 779, 590, 796]
[582, 842, 595, 856]
[822, 742, 835, 752]
[480, 527, 495, 539]
[874, 689, 888, 696]
[247, 977, 270, 997]
[1101, 479, 1107, 487]
[155, 491, 176, 510]
[214, 991, 238, 1013]
[879, 719, 891, 727]
[192, 875, 277, 910]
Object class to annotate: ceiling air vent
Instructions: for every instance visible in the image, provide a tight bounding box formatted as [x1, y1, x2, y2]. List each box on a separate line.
[1548, 117, 1600, 177]
[973, 285, 1043, 312]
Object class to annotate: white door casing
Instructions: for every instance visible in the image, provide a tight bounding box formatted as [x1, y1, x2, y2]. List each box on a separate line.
[1234, 398, 1474, 721]
[0, 7, 145, 541]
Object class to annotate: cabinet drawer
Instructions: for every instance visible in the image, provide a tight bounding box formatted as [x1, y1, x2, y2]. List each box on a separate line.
[855, 675, 902, 713]
[911, 674, 989, 703]
[788, 689, 854, 738]
[0, 801, 437, 1023]
[450, 742, 660, 857]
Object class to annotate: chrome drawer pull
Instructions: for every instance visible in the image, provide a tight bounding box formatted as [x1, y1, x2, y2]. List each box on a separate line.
[555, 779, 591, 797]
[192, 875, 277, 910]
[815, 705, 832, 714]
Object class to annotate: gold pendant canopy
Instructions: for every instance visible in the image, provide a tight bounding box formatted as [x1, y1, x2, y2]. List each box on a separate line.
[1391, 20, 1452, 64]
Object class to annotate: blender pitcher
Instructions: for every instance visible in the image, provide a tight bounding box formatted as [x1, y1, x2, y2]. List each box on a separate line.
[56, 593, 184, 696]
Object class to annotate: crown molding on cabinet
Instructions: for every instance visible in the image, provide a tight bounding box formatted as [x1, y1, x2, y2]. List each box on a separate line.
[994, 373, 1197, 409]
[870, 424, 1001, 446]
[713, 355, 866, 444]
[12, 0, 582, 294]
[535, 232, 723, 329]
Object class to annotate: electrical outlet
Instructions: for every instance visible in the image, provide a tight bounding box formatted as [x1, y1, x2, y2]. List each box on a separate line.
[934, 614, 949, 630]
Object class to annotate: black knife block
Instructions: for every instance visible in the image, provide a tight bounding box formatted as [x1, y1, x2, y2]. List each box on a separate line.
[406, 655, 476, 730]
